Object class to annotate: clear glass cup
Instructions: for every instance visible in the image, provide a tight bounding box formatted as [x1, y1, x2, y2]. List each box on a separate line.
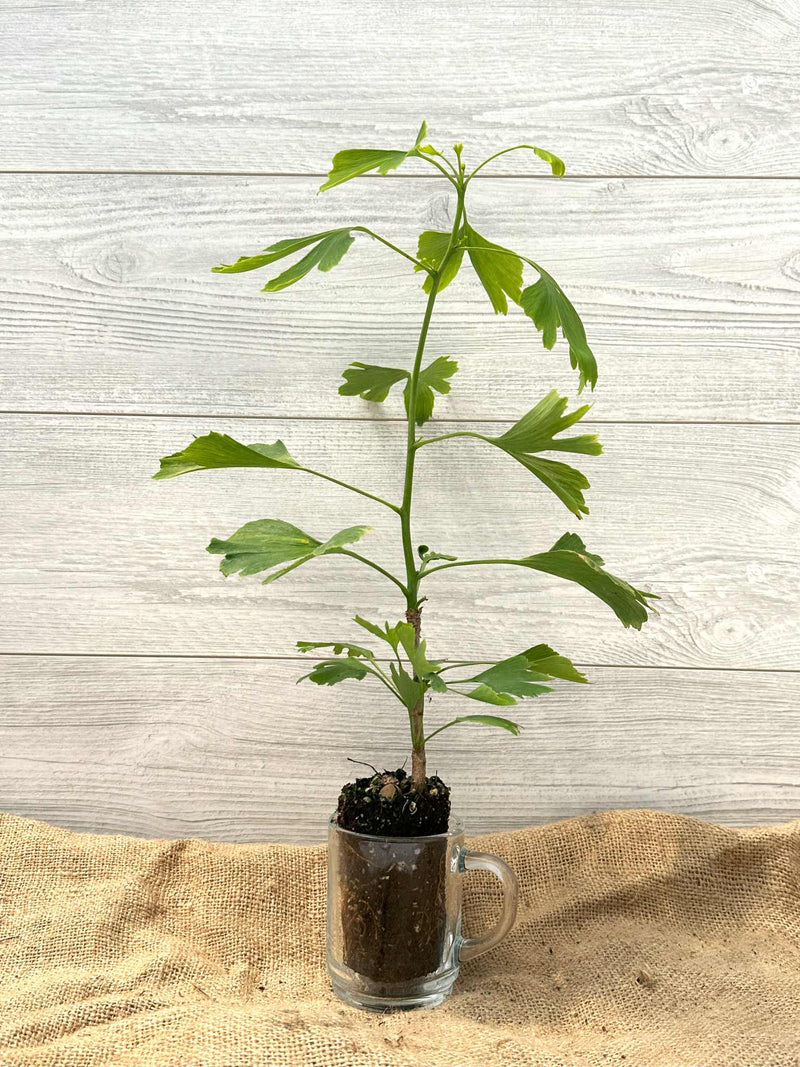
[327, 814, 518, 1011]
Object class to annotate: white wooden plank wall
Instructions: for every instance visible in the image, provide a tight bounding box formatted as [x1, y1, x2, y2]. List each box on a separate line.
[1, 0, 798, 841]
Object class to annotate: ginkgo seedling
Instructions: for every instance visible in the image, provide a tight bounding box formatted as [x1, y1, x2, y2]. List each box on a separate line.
[154, 122, 658, 798]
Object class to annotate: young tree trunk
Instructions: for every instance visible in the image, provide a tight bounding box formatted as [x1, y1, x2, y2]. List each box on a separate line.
[406, 606, 427, 791]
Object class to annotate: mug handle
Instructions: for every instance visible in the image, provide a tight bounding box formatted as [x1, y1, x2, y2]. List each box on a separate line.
[456, 846, 519, 962]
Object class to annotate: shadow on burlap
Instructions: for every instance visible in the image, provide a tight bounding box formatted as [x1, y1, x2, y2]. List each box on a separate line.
[0, 809, 798, 1067]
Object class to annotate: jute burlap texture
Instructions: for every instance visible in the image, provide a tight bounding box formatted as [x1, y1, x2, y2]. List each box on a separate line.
[0, 810, 798, 1067]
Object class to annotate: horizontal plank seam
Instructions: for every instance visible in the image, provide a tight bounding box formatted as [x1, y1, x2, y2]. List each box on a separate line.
[1, 651, 797, 675]
[2, 170, 800, 181]
[2, 410, 797, 428]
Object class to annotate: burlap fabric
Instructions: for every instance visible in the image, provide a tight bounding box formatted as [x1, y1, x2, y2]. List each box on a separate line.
[0, 810, 798, 1067]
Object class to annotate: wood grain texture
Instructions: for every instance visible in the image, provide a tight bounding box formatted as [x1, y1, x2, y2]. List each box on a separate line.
[1, 656, 797, 841]
[1, 0, 799, 175]
[2, 175, 799, 422]
[3, 414, 798, 669]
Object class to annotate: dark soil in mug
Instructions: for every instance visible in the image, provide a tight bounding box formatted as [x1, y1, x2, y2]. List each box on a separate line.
[335, 770, 452, 984]
[336, 768, 451, 836]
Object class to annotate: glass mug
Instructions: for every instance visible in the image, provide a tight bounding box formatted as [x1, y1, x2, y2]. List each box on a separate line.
[327, 814, 518, 1010]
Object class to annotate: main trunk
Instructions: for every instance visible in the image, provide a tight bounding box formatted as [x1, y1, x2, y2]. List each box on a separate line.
[406, 606, 426, 790]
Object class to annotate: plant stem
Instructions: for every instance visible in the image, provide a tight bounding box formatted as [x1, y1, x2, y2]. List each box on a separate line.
[336, 549, 408, 596]
[414, 430, 490, 451]
[400, 182, 466, 789]
[298, 466, 401, 514]
[419, 558, 522, 578]
[352, 227, 430, 270]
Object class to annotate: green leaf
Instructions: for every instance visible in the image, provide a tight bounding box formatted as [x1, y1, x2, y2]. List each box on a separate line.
[463, 223, 523, 314]
[494, 390, 600, 456]
[415, 230, 464, 294]
[403, 356, 458, 426]
[390, 663, 426, 711]
[296, 640, 375, 659]
[207, 520, 371, 585]
[397, 630, 442, 679]
[339, 356, 457, 424]
[298, 658, 370, 686]
[212, 230, 343, 274]
[262, 229, 356, 292]
[339, 363, 409, 403]
[212, 228, 356, 292]
[458, 684, 519, 706]
[523, 644, 588, 684]
[550, 531, 604, 565]
[153, 432, 299, 480]
[485, 391, 601, 517]
[509, 453, 592, 518]
[319, 121, 428, 191]
[354, 616, 415, 654]
[468, 655, 554, 699]
[532, 147, 565, 177]
[424, 671, 449, 694]
[518, 532, 659, 629]
[519, 267, 598, 392]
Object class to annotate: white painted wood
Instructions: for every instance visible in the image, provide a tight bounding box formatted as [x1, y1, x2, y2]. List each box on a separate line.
[2, 176, 799, 422]
[1, 656, 797, 841]
[3, 414, 798, 669]
[1, 0, 799, 176]
[2, 0, 798, 837]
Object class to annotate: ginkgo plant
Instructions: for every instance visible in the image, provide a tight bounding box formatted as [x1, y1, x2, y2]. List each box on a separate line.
[154, 122, 657, 808]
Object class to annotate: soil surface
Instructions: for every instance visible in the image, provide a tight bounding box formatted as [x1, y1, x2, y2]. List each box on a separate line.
[336, 768, 451, 837]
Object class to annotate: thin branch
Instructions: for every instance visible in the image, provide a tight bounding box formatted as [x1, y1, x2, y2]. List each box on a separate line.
[366, 659, 402, 694]
[466, 145, 558, 183]
[458, 243, 543, 276]
[336, 549, 409, 596]
[436, 661, 496, 673]
[298, 467, 401, 514]
[409, 150, 460, 185]
[352, 227, 430, 271]
[421, 558, 523, 578]
[414, 430, 490, 450]
[423, 720, 461, 744]
[361, 663, 404, 701]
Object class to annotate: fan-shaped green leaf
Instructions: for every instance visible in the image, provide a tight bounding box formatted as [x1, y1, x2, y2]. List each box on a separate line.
[320, 121, 428, 191]
[532, 147, 565, 176]
[523, 644, 588, 684]
[339, 356, 457, 424]
[339, 363, 409, 402]
[519, 267, 598, 392]
[463, 223, 523, 314]
[468, 655, 554, 699]
[262, 229, 356, 291]
[424, 672, 449, 694]
[354, 617, 415, 653]
[153, 432, 299, 480]
[296, 640, 375, 659]
[415, 230, 464, 294]
[207, 520, 371, 585]
[212, 230, 341, 274]
[390, 663, 427, 711]
[213, 228, 356, 293]
[298, 658, 370, 686]
[404, 356, 458, 425]
[456, 685, 519, 706]
[485, 391, 601, 516]
[495, 390, 600, 456]
[518, 533, 658, 629]
[511, 453, 592, 517]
